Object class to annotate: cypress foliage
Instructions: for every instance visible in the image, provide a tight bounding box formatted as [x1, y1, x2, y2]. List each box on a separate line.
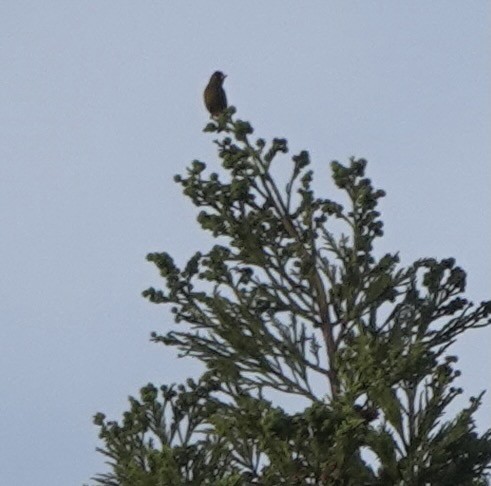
[92, 108, 491, 485]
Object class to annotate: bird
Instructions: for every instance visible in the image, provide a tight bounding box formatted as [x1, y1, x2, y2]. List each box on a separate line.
[204, 71, 227, 117]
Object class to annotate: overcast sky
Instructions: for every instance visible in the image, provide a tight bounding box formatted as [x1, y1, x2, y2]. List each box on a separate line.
[1, 2, 490, 484]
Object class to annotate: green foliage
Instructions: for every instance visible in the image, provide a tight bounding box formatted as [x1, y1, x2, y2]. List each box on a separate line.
[92, 108, 491, 484]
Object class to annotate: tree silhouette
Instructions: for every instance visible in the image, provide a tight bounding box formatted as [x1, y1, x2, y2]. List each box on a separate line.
[92, 108, 491, 485]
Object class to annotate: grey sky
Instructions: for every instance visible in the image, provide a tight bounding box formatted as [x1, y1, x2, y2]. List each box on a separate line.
[1, 2, 489, 484]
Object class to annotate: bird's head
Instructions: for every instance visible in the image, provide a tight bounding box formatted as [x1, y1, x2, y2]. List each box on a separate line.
[211, 71, 227, 85]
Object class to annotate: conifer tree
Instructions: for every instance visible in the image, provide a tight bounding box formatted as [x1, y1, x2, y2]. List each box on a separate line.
[92, 108, 491, 485]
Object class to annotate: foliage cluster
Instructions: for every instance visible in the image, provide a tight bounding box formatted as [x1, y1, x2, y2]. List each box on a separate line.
[92, 109, 491, 485]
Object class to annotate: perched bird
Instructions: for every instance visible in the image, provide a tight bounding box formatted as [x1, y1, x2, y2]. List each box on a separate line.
[204, 71, 227, 116]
